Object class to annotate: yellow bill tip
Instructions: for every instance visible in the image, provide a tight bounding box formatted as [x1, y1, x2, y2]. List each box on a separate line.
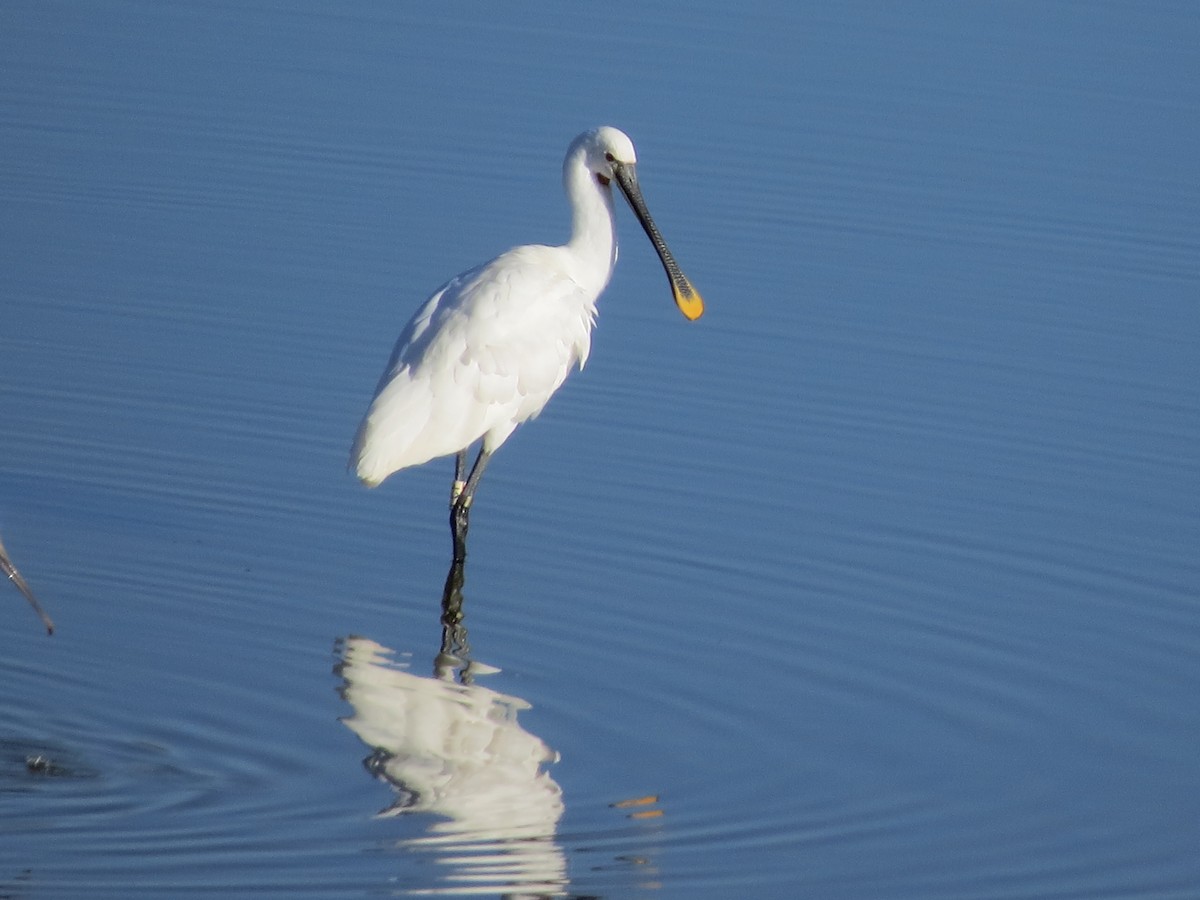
[673, 282, 704, 321]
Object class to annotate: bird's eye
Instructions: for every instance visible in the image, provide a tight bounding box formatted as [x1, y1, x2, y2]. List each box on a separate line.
[604, 152, 615, 163]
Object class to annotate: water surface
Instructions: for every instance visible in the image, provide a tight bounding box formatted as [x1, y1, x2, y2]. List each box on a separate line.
[2, 2, 1198, 897]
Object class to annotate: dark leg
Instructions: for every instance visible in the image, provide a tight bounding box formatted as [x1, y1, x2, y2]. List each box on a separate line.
[435, 552, 480, 685]
[436, 553, 471, 680]
[450, 447, 492, 562]
[451, 449, 468, 507]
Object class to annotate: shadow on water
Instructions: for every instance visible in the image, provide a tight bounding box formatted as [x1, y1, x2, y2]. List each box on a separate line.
[334, 552, 573, 898]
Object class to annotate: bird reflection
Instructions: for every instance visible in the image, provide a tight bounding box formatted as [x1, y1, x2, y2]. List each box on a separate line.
[335, 557, 567, 897]
[1, 533, 54, 634]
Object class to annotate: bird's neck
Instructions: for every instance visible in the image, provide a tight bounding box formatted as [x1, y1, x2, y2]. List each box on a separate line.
[563, 153, 618, 294]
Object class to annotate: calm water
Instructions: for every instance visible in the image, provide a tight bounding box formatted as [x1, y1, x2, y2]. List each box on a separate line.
[3, 2, 1198, 897]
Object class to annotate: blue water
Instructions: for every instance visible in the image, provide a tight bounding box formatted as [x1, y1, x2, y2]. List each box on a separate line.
[2, 2, 1198, 897]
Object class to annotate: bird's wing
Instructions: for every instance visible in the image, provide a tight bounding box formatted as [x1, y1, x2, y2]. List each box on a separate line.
[351, 247, 596, 485]
[450, 246, 596, 408]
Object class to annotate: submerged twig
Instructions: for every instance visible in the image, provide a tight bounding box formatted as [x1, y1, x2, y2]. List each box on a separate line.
[0, 535, 54, 635]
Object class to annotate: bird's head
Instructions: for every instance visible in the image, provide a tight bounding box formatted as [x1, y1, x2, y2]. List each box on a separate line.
[578, 126, 638, 187]
[570, 126, 704, 321]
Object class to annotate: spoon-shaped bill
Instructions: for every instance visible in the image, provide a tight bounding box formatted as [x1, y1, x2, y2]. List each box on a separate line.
[613, 163, 704, 321]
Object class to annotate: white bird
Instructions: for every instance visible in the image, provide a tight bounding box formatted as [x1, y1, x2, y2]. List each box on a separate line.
[349, 126, 702, 553]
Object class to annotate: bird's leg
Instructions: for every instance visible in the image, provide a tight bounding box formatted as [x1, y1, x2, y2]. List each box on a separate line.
[458, 446, 492, 512]
[449, 447, 491, 562]
[450, 450, 471, 561]
[436, 553, 472, 682]
[450, 512, 468, 563]
[451, 450, 468, 508]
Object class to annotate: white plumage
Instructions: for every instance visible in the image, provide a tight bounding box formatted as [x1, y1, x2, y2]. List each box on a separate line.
[352, 245, 598, 485]
[349, 126, 702, 544]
